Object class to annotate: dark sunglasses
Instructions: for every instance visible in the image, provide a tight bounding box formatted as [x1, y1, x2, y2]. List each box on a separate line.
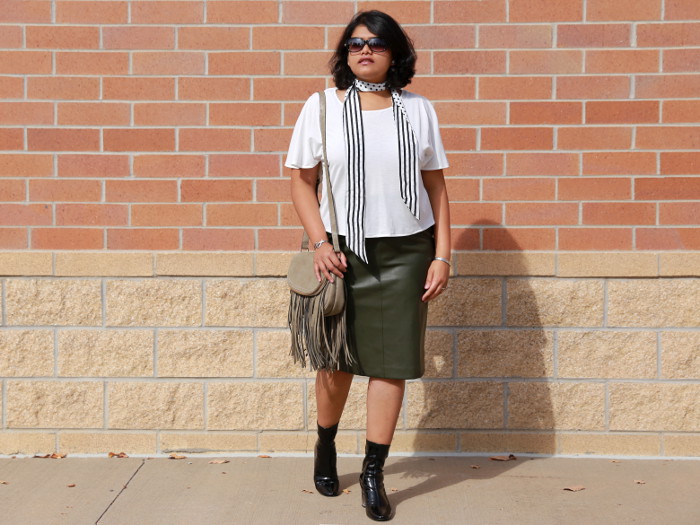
[345, 37, 389, 54]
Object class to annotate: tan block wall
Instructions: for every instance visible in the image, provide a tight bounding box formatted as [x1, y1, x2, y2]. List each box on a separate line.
[1, 252, 700, 458]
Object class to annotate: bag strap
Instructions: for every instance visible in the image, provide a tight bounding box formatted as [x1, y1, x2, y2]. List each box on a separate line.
[300, 91, 341, 253]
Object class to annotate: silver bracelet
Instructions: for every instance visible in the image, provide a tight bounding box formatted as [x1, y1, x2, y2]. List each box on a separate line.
[313, 239, 329, 250]
[434, 257, 451, 267]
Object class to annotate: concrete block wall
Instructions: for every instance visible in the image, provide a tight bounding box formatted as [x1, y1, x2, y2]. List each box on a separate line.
[1, 1, 699, 457]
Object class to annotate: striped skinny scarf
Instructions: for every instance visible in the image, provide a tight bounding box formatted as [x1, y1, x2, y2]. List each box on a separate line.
[342, 79, 420, 263]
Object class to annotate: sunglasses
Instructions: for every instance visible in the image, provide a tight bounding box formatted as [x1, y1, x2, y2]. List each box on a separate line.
[345, 37, 389, 54]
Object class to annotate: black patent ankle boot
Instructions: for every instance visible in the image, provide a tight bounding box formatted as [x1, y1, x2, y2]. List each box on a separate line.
[314, 422, 339, 497]
[359, 440, 394, 521]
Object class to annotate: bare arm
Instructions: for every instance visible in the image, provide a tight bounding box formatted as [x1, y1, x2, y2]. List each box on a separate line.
[290, 165, 347, 282]
[420, 169, 451, 302]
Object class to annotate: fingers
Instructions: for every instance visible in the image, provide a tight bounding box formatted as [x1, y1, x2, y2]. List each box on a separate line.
[313, 245, 347, 283]
[422, 262, 450, 302]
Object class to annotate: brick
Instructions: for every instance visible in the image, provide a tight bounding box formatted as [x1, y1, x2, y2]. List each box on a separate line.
[107, 229, 179, 250]
[108, 382, 203, 429]
[31, 228, 103, 249]
[434, 0, 506, 23]
[257, 228, 300, 250]
[210, 103, 280, 127]
[637, 22, 700, 47]
[559, 227, 632, 250]
[26, 25, 99, 49]
[661, 332, 700, 380]
[434, 51, 506, 74]
[663, 49, 700, 73]
[0, 128, 23, 150]
[659, 202, 700, 225]
[636, 126, 700, 150]
[0, 1, 51, 23]
[252, 26, 324, 50]
[557, 252, 658, 277]
[56, 1, 128, 23]
[255, 179, 290, 202]
[29, 179, 101, 202]
[28, 76, 100, 100]
[637, 228, 700, 250]
[253, 77, 326, 102]
[207, 1, 279, 24]
[102, 26, 174, 50]
[0, 229, 27, 249]
[582, 202, 656, 225]
[27, 129, 99, 152]
[134, 103, 206, 126]
[559, 433, 660, 456]
[481, 127, 553, 150]
[178, 78, 249, 101]
[133, 155, 205, 178]
[106, 279, 200, 326]
[454, 253, 555, 277]
[0, 329, 54, 376]
[104, 129, 175, 152]
[60, 433, 156, 455]
[391, 432, 457, 453]
[444, 182, 482, 204]
[0, 204, 52, 226]
[179, 129, 250, 152]
[479, 24, 552, 48]
[660, 253, 700, 276]
[506, 153, 580, 175]
[510, 0, 582, 22]
[0, 253, 51, 275]
[409, 76, 476, 100]
[55, 252, 152, 277]
[450, 227, 480, 250]
[205, 279, 289, 327]
[583, 152, 656, 175]
[457, 329, 554, 377]
[178, 27, 248, 50]
[158, 330, 253, 377]
[479, 77, 551, 100]
[103, 77, 174, 100]
[182, 229, 254, 251]
[253, 128, 293, 153]
[558, 177, 631, 200]
[663, 101, 700, 123]
[609, 384, 700, 431]
[209, 51, 280, 76]
[483, 227, 556, 250]
[558, 127, 632, 150]
[664, 435, 700, 457]
[58, 102, 130, 126]
[106, 180, 178, 202]
[0, 51, 52, 74]
[254, 253, 295, 277]
[359, 1, 432, 23]
[449, 153, 503, 176]
[58, 329, 153, 377]
[210, 154, 280, 178]
[586, 49, 659, 73]
[459, 432, 556, 454]
[7, 381, 103, 428]
[1, 154, 53, 177]
[6, 279, 101, 326]
[556, 75, 629, 99]
[510, 50, 583, 74]
[208, 203, 278, 226]
[279, 203, 300, 226]
[160, 433, 256, 454]
[156, 253, 253, 276]
[282, 1, 355, 24]
[408, 25, 476, 49]
[588, 0, 661, 20]
[506, 203, 578, 225]
[131, 204, 202, 227]
[433, 102, 506, 125]
[132, 52, 204, 75]
[58, 154, 128, 178]
[0, 25, 22, 47]
[0, 180, 25, 201]
[660, 152, 700, 174]
[586, 101, 658, 124]
[0, 102, 53, 126]
[181, 180, 252, 202]
[557, 23, 630, 48]
[510, 102, 582, 125]
[131, 1, 203, 23]
[440, 128, 477, 150]
[665, 0, 700, 19]
[636, 74, 700, 98]
[483, 178, 555, 201]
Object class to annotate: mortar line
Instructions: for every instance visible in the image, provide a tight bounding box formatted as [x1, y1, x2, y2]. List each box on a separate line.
[94, 458, 146, 524]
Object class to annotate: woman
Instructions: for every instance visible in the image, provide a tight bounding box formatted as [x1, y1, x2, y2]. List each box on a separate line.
[286, 10, 451, 522]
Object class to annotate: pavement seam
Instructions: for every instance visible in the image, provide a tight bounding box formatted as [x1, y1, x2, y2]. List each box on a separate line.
[94, 458, 146, 524]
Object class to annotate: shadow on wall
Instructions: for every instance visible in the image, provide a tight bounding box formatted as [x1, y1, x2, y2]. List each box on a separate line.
[392, 223, 554, 499]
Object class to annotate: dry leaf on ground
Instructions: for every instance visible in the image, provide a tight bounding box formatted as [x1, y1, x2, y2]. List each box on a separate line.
[168, 453, 186, 460]
[470, 465, 481, 469]
[67, 484, 76, 488]
[34, 453, 66, 459]
[634, 480, 646, 485]
[0, 481, 8, 484]
[301, 489, 313, 494]
[108, 452, 129, 458]
[391, 488, 398, 492]
[258, 455, 272, 458]
[490, 454, 517, 461]
[563, 485, 586, 492]
[208, 459, 230, 464]
[343, 489, 351, 494]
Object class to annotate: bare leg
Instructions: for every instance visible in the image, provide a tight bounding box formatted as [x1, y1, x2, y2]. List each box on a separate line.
[315, 369, 354, 428]
[366, 377, 405, 445]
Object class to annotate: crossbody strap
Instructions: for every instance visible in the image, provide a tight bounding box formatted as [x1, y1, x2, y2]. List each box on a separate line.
[300, 90, 341, 252]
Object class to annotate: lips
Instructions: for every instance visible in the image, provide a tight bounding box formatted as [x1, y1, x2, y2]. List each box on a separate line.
[358, 58, 374, 65]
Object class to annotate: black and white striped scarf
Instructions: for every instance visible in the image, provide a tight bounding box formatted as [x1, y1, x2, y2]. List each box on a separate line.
[342, 78, 419, 262]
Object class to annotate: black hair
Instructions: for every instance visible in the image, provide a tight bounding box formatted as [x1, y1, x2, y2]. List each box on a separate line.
[330, 10, 416, 90]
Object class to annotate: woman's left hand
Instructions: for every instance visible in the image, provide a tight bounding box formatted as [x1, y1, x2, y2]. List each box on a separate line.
[422, 260, 450, 302]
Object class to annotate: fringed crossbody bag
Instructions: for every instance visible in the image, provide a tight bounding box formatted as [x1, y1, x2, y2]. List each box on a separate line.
[287, 91, 354, 371]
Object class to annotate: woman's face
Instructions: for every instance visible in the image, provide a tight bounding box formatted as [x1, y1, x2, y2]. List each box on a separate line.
[347, 25, 393, 84]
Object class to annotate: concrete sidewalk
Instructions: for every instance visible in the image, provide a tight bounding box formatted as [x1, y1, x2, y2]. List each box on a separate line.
[1, 455, 699, 524]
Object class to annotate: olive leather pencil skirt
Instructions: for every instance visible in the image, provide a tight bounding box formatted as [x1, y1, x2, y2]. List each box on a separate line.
[336, 227, 435, 380]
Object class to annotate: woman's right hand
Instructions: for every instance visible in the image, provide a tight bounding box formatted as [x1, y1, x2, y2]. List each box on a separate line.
[313, 242, 347, 283]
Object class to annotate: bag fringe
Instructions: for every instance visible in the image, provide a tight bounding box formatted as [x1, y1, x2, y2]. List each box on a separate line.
[288, 284, 354, 372]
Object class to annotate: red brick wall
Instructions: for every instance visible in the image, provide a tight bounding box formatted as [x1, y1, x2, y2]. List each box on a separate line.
[1, 0, 699, 253]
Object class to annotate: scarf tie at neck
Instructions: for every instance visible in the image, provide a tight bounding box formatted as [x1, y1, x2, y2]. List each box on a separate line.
[342, 79, 420, 262]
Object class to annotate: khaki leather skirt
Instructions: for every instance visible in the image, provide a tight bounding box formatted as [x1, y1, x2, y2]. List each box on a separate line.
[336, 227, 435, 379]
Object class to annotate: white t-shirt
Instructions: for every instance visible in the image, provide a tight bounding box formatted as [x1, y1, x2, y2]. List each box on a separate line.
[285, 88, 449, 238]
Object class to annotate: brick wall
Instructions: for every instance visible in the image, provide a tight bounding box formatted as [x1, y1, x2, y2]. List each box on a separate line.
[0, 0, 699, 457]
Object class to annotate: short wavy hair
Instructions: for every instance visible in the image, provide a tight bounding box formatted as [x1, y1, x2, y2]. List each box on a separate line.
[330, 10, 417, 90]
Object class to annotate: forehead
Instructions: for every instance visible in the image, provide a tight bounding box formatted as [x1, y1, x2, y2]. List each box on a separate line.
[350, 24, 379, 39]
